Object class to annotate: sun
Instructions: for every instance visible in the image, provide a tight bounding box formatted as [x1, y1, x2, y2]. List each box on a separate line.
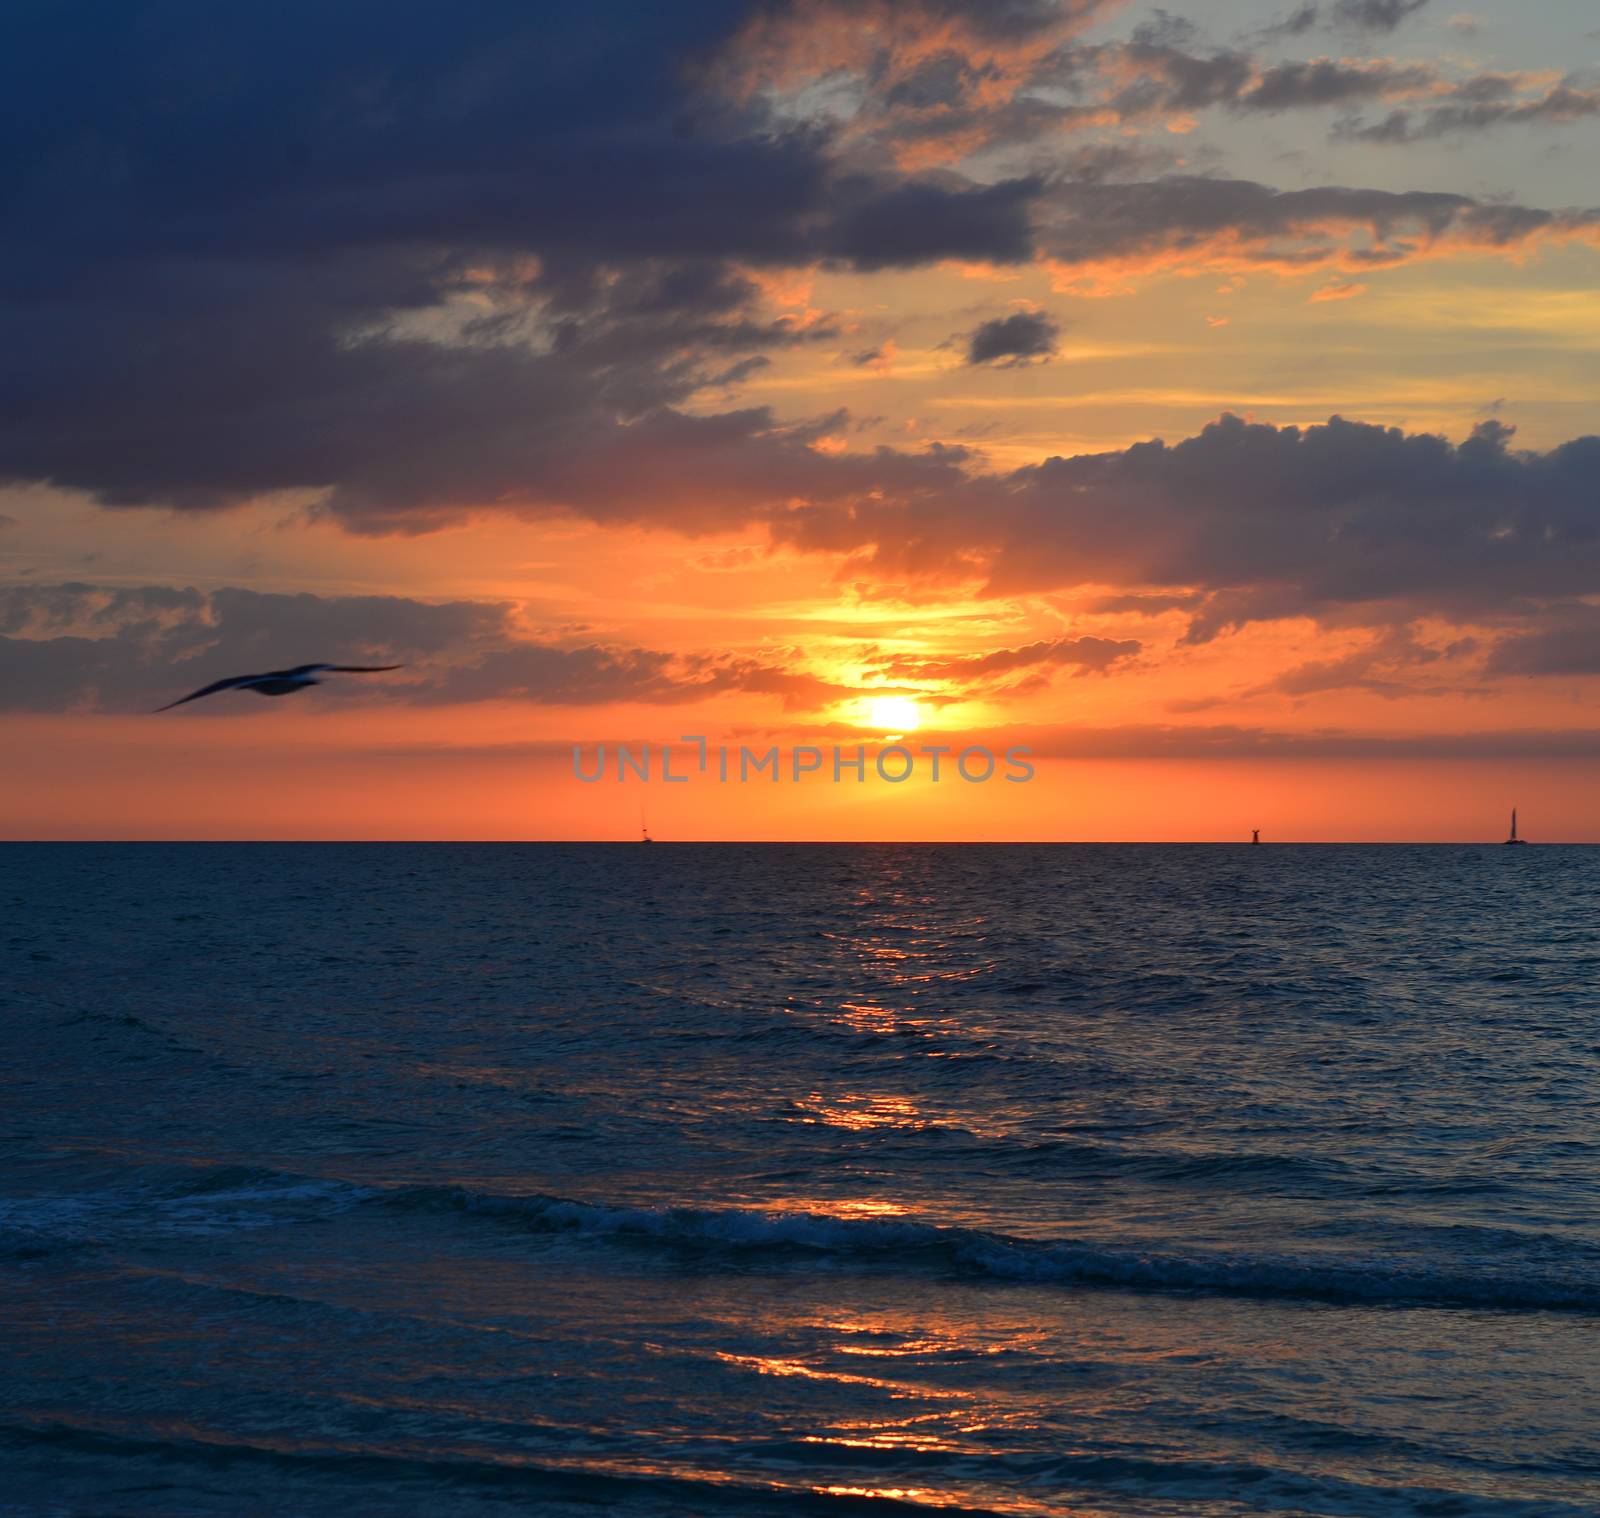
[864, 696, 923, 733]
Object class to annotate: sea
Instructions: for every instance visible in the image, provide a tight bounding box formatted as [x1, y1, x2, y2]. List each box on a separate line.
[1, 843, 1597, 1518]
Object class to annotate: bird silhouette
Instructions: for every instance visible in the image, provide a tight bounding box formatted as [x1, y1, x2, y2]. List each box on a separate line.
[156, 663, 402, 711]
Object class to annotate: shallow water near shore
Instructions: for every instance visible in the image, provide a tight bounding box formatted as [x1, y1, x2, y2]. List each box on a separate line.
[2, 842, 1597, 1516]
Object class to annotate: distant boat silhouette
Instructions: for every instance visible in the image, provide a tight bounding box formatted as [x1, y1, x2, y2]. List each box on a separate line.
[1504, 808, 1526, 846]
[1251, 829, 1261, 845]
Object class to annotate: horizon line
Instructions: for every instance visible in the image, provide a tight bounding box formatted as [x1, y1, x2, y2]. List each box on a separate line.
[0, 838, 1591, 848]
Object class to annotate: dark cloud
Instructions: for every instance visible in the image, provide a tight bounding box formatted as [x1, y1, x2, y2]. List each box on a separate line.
[1343, 80, 1600, 143]
[0, 581, 873, 713]
[1098, 43, 1256, 115]
[821, 176, 1039, 271]
[1271, 0, 1431, 34]
[1, 0, 1593, 541]
[0, 1, 1051, 530]
[915, 0, 1084, 39]
[426, 645, 711, 707]
[1130, 10, 1201, 49]
[1484, 605, 1600, 677]
[771, 415, 1600, 638]
[0, 582, 506, 710]
[1329, 0, 1431, 30]
[1083, 40, 1433, 123]
[1240, 59, 1432, 112]
[965, 310, 1060, 366]
[1037, 176, 1598, 288]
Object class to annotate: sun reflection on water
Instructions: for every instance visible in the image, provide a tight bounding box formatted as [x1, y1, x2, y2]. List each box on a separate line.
[790, 1092, 927, 1131]
[713, 1350, 968, 1400]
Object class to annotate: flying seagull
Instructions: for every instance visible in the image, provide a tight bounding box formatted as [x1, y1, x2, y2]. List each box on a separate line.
[156, 663, 402, 711]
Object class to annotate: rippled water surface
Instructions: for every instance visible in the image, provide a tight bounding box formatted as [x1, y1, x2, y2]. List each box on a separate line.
[2, 843, 1598, 1516]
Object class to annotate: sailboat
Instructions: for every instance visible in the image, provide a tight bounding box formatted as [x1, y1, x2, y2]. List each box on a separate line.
[1503, 808, 1526, 846]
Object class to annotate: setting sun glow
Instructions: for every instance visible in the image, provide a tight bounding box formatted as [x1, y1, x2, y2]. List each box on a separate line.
[865, 697, 923, 734]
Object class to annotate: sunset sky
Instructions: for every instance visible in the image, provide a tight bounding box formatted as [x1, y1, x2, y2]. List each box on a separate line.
[3, 0, 1598, 839]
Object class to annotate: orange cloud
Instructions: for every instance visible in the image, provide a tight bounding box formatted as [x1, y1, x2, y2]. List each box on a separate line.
[717, 0, 1121, 105]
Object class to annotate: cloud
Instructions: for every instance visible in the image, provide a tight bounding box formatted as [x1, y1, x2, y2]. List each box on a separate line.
[1484, 604, 1600, 677]
[720, 0, 1119, 105]
[0, 582, 506, 711]
[1238, 58, 1433, 111]
[1343, 78, 1600, 142]
[1328, 0, 1432, 30]
[1087, 592, 1198, 616]
[1271, 0, 1431, 34]
[1, 0, 1596, 541]
[964, 309, 1061, 365]
[1040, 177, 1600, 292]
[770, 414, 1600, 639]
[1094, 40, 1436, 120]
[820, 175, 1040, 269]
[870, 634, 1142, 683]
[425, 645, 721, 707]
[1010, 720, 1600, 759]
[835, 17, 1597, 178]
[0, 0, 1062, 533]
[848, 342, 899, 373]
[0, 581, 876, 714]
[735, 6, 1451, 165]
[1261, 627, 1475, 698]
[1130, 10, 1200, 49]
[11, 563, 1583, 721]
[23, 405, 1592, 688]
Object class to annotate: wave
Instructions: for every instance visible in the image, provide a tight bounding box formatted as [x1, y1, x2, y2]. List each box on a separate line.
[0, 1164, 371, 1251]
[0, 1420, 1019, 1518]
[10, 1159, 1598, 1313]
[384, 1184, 1600, 1314]
[1, 1416, 1590, 1518]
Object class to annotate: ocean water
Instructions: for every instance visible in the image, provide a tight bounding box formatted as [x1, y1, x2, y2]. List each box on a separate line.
[2, 842, 1597, 1518]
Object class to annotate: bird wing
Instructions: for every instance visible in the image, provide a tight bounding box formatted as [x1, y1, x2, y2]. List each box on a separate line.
[280, 663, 403, 676]
[154, 674, 263, 711]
